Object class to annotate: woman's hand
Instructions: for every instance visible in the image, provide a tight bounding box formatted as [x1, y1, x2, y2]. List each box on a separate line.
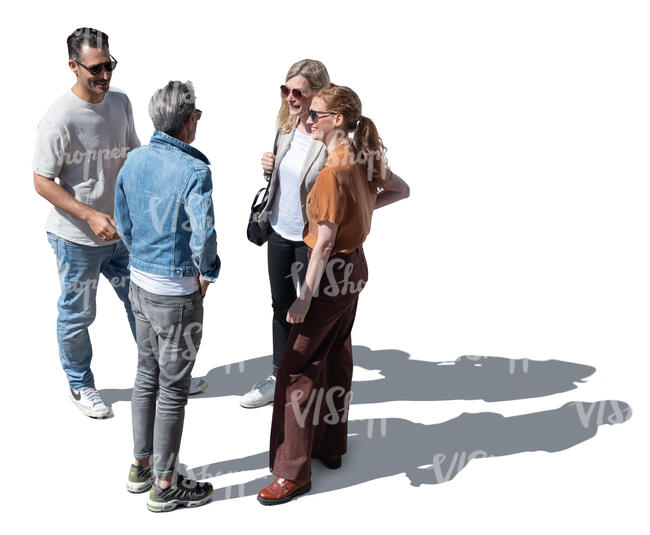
[288, 221, 338, 324]
[287, 296, 311, 324]
[375, 171, 410, 209]
[261, 152, 275, 173]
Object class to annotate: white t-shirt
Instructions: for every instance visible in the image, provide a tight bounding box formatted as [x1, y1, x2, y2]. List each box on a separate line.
[33, 88, 140, 246]
[269, 128, 312, 241]
[130, 267, 200, 296]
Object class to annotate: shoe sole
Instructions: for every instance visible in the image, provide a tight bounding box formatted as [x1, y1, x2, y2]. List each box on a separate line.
[147, 492, 213, 512]
[257, 481, 311, 506]
[239, 398, 274, 409]
[126, 479, 153, 493]
[189, 381, 208, 396]
[70, 393, 111, 418]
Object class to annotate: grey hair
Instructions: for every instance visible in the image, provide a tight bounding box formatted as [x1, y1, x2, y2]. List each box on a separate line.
[149, 81, 196, 137]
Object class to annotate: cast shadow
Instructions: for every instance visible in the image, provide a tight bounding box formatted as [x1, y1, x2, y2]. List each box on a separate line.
[186, 400, 631, 503]
[100, 346, 596, 406]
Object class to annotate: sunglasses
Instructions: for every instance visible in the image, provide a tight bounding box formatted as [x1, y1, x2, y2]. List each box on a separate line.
[280, 85, 306, 100]
[193, 109, 202, 121]
[308, 109, 337, 123]
[75, 54, 118, 76]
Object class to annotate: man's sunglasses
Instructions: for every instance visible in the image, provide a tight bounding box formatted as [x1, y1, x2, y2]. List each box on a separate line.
[193, 109, 202, 121]
[75, 55, 118, 75]
[280, 85, 306, 100]
[308, 109, 337, 122]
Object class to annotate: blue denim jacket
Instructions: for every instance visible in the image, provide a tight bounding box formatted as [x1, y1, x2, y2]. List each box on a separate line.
[114, 130, 221, 282]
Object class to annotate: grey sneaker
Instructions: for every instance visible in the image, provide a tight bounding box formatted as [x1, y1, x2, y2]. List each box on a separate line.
[126, 464, 153, 493]
[189, 377, 207, 395]
[240, 375, 276, 408]
[147, 475, 213, 512]
[69, 386, 111, 418]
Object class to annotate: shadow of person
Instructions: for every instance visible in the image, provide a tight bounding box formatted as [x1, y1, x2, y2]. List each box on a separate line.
[187, 399, 631, 503]
[348, 347, 596, 403]
[99, 346, 596, 406]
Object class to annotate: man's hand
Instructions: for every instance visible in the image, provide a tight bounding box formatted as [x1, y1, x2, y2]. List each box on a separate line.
[287, 296, 311, 324]
[199, 275, 210, 297]
[85, 211, 119, 241]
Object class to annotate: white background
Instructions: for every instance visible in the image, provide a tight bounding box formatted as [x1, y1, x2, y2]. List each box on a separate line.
[1, 0, 647, 533]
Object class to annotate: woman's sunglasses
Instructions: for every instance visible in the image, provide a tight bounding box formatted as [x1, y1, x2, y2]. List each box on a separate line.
[308, 109, 337, 122]
[75, 55, 118, 76]
[280, 85, 306, 100]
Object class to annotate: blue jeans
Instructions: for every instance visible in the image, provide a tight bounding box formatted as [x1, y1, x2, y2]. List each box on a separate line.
[47, 232, 136, 389]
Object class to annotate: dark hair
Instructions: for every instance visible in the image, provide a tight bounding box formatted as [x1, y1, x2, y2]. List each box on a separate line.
[66, 28, 109, 61]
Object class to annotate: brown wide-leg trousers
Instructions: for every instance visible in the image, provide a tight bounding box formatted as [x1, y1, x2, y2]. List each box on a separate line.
[269, 246, 368, 481]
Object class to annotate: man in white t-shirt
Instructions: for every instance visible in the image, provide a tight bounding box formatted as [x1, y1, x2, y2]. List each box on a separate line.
[33, 28, 207, 419]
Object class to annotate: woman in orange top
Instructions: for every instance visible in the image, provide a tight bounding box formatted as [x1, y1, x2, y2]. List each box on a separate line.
[258, 84, 410, 505]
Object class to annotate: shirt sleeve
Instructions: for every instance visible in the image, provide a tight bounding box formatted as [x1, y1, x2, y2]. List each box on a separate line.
[309, 167, 346, 225]
[33, 120, 69, 179]
[124, 96, 141, 151]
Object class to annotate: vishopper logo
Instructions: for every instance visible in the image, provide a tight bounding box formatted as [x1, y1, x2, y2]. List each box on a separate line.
[286, 258, 366, 298]
[224, 361, 246, 375]
[70, 27, 108, 51]
[573, 400, 631, 428]
[182, 466, 247, 500]
[426, 450, 494, 484]
[62, 146, 131, 166]
[51, 137, 134, 180]
[322, 128, 390, 182]
[461, 354, 530, 375]
[66, 274, 129, 307]
[143, 194, 214, 234]
[364, 417, 388, 438]
[140, 320, 203, 363]
[287, 386, 353, 428]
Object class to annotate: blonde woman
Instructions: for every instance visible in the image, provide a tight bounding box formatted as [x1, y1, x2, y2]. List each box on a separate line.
[241, 60, 331, 408]
[258, 84, 410, 504]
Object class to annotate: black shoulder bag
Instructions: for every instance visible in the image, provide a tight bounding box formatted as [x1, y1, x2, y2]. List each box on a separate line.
[247, 129, 280, 246]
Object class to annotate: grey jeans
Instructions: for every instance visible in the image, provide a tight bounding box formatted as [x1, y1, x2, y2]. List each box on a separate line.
[129, 282, 204, 477]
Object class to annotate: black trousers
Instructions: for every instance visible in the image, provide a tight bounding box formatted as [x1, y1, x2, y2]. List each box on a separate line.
[267, 229, 308, 375]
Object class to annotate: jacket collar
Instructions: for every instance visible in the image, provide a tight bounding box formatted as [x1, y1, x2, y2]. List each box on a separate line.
[150, 130, 210, 165]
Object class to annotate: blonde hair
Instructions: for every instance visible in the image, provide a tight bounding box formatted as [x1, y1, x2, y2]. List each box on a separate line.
[277, 59, 330, 133]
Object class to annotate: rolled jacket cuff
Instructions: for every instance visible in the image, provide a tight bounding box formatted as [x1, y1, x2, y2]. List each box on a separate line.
[199, 254, 221, 282]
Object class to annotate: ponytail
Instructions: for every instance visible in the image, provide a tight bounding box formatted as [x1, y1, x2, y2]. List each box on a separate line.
[353, 115, 389, 188]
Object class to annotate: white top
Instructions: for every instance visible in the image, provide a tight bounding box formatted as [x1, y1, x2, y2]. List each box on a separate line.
[269, 128, 312, 241]
[33, 89, 140, 246]
[130, 267, 199, 296]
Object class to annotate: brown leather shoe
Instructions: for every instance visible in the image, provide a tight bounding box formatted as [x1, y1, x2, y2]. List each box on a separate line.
[311, 453, 342, 469]
[257, 477, 311, 505]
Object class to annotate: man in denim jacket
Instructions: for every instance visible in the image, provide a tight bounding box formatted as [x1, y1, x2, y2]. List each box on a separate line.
[114, 81, 219, 511]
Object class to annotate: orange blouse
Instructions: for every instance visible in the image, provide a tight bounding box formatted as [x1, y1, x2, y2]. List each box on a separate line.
[303, 142, 391, 254]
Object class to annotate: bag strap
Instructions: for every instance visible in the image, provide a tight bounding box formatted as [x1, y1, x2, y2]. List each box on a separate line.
[263, 128, 281, 181]
[250, 186, 268, 209]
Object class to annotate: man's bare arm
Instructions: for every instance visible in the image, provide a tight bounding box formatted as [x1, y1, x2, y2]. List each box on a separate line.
[33, 172, 119, 241]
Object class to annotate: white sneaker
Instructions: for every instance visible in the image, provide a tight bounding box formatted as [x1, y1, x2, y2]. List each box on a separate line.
[189, 377, 208, 395]
[69, 386, 111, 418]
[240, 375, 276, 408]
